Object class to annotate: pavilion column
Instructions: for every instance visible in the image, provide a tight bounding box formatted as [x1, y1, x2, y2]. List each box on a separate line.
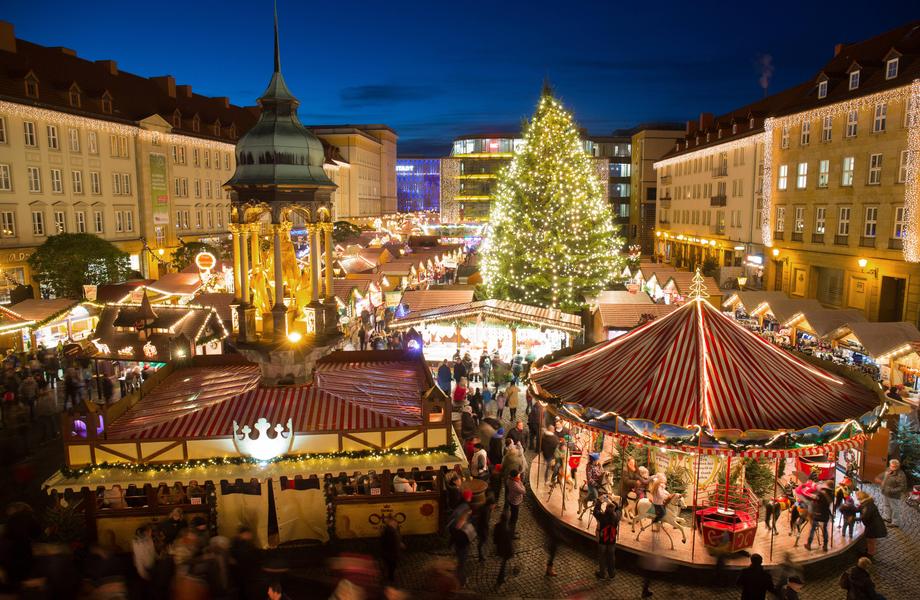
[309, 224, 320, 302]
[249, 222, 261, 268]
[230, 224, 242, 299]
[239, 226, 251, 305]
[271, 223, 287, 337]
[323, 222, 334, 301]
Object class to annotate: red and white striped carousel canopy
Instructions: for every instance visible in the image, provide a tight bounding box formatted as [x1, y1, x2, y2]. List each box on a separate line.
[530, 296, 881, 432]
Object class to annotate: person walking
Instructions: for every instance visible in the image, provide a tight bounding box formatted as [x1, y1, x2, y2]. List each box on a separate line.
[358, 326, 367, 351]
[877, 458, 907, 528]
[511, 351, 523, 384]
[470, 442, 490, 483]
[480, 353, 492, 387]
[448, 505, 475, 587]
[593, 497, 621, 580]
[506, 384, 520, 421]
[474, 493, 495, 562]
[469, 388, 483, 420]
[380, 515, 403, 582]
[453, 357, 467, 385]
[840, 556, 886, 600]
[495, 389, 506, 420]
[436, 360, 452, 396]
[528, 405, 541, 450]
[493, 509, 515, 588]
[804, 482, 833, 551]
[17, 373, 37, 421]
[504, 470, 525, 534]
[856, 491, 887, 558]
[541, 426, 559, 484]
[501, 440, 524, 484]
[507, 420, 525, 448]
[736, 554, 775, 600]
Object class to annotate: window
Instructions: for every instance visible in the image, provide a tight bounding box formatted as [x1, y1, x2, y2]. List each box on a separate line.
[845, 110, 858, 138]
[174, 177, 189, 197]
[886, 57, 899, 79]
[818, 160, 829, 188]
[124, 210, 133, 232]
[0, 164, 10, 191]
[775, 206, 785, 232]
[0, 117, 6, 144]
[113, 173, 122, 195]
[796, 162, 808, 189]
[90, 171, 102, 195]
[100, 92, 112, 114]
[172, 145, 187, 165]
[69, 85, 81, 107]
[192, 115, 200, 133]
[873, 104, 887, 132]
[31, 211, 44, 236]
[224, 153, 230, 170]
[110, 135, 129, 158]
[864, 206, 878, 238]
[93, 210, 104, 233]
[899, 150, 908, 184]
[800, 122, 810, 145]
[71, 171, 83, 194]
[193, 148, 200, 167]
[54, 211, 65, 234]
[75, 211, 86, 233]
[172, 110, 181, 129]
[838, 207, 851, 236]
[216, 208, 224, 229]
[215, 182, 221, 200]
[112, 173, 132, 195]
[868, 154, 882, 185]
[27, 166, 41, 192]
[794, 207, 805, 233]
[204, 152, 210, 168]
[778, 164, 788, 190]
[815, 207, 826, 234]
[115, 211, 123, 233]
[88, 131, 98, 154]
[46, 125, 59, 150]
[24, 73, 39, 98]
[894, 206, 906, 239]
[195, 209, 202, 229]
[817, 80, 827, 99]
[23, 121, 37, 146]
[69, 129, 80, 152]
[206, 209, 213, 229]
[849, 70, 860, 90]
[194, 179, 201, 198]
[205, 180, 212, 199]
[50, 169, 63, 193]
[780, 126, 789, 149]
[822, 116, 832, 142]
[1, 212, 15, 237]
[842, 157, 854, 186]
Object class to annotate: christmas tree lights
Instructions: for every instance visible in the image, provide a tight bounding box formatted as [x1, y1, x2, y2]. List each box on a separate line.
[480, 88, 624, 312]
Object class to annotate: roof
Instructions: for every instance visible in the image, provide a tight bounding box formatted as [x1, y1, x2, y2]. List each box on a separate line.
[722, 291, 790, 312]
[94, 281, 152, 304]
[750, 297, 824, 326]
[331, 278, 370, 302]
[392, 299, 583, 334]
[401, 289, 475, 312]
[337, 254, 377, 275]
[103, 352, 434, 440]
[5, 298, 79, 323]
[797, 308, 867, 338]
[193, 293, 236, 322]
[596, 303, 678, 329]
[531, 298, 881, 432]
[588, 290, 655, 306]
[146, 272, 204, 297]
[661, 272, 722, 297]
[842, 321, 920, 359]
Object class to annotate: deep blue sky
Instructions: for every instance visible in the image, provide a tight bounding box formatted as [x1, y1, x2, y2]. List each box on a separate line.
[4, 0, 917, 156]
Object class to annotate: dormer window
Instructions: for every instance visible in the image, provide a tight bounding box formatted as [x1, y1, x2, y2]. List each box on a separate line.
[849, 70, 860, 90]
[24, 73, 39, 98]
[228, 123, 237, 138]
[817, 80, 827, 99]
[886, 58, 899, 80]
[69, 84, 81, 108]
[749, 117, 755, 129]
[213, 120, 221, 136]
[192, 114, 200, 133]
[172, 110, 182, 129]
[706, 132, 711, 142]
[100, 91, 113, 114]
[717, 129, 723, 139]
[732, 123, 738, 134]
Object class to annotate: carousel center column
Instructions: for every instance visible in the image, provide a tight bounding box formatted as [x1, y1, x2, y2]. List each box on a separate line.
[271, 222, 288, 338]
[323, 222, 334, 302]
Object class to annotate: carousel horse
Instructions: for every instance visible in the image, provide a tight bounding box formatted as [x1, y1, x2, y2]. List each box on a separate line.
[577, 470, 615, 521]
[628, 494, 689, 551]
[763, 481, 795, 535]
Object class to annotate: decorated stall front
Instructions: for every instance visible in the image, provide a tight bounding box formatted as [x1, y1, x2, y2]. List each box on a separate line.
[45, 350, 461, 548]
[0, 299, 99, 352]
[833, 321, 920, 389]
[389, 299, 583, 364]
[528, 272, 887, 568]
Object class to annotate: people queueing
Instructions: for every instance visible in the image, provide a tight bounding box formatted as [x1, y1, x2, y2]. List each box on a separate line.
[737, 553, 775, 600]
[593, 496, 621, 581]
[877, 458, 907, 528]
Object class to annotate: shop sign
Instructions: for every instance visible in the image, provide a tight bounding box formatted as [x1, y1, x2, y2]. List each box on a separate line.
[195, 251, 217, 273]
[745, 255, 763, 266]
[335, 499, 437, 539]
[83, 285, 98, 302]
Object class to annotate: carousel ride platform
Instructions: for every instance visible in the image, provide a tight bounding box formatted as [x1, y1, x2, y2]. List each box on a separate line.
[527, 454, 863, 569]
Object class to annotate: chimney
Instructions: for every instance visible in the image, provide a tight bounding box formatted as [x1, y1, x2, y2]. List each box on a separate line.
[152, 75, 176, 98]
[699, 112, 714, 131]
[0, 21, 15, 54]
[834, 43, 844, 57]
[686, 119, 698, 135]
[51, 46, 76, 57]
[214, 96, 229, 108]
[96, 59, 118, 75]
[176, 85, 193, 98]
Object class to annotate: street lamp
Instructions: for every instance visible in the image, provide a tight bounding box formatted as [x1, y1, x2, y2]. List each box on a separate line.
[738, 276, 747, 290]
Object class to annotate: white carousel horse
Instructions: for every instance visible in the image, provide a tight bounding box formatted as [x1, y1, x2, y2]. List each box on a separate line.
[577, 470, 615, 521]
[628, 494, 689, 550]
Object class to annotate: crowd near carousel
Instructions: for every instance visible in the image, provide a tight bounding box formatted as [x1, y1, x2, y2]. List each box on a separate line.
[527, 271, 891, 568]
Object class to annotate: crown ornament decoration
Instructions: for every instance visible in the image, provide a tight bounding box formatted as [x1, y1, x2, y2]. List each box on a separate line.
[232, 417, 294, 461]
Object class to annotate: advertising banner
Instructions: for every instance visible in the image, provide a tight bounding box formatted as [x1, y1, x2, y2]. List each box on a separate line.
[149, 153, 169, 226]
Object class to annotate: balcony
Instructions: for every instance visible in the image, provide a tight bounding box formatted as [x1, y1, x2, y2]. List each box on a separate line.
[889, 238, 903, 250]
[791, 232, 803, 242]
[834, 235, 849, 246]
[712, 167, 728, 178]
[812, 233, 825, 244]
[859, 236, 876, 248]
[659, 196, 672, 208]
[660, 175, 672, 185]
[658, 222, 671, 230]
[710, 195, 727, 207]
[773, 231, 784, 241]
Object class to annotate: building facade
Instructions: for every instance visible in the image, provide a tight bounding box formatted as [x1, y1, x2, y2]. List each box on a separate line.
[396, 157, 441, 212]
[450, 134, 522, 222]
[590, 134, 632, 239]
[629, 125, 685, 253]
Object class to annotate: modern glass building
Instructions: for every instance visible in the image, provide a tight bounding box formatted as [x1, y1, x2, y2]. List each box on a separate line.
[451, 135, 523, 222]
[589, 134, 633, 239]
[396, 158, 442, 213]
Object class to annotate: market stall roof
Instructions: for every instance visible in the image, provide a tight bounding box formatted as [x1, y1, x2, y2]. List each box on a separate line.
[596, 303, 678, 329]
[89, 302, 227, 361]
[193, 293, 237, 323]
[750, 297, 824, 326]
[391, 299, 583, 334]
[0, 305, 34, 331]
[722, 291, 789, 312]
[94, 281, 153, 304]
[586, 290, 654, 306]
[337, 254, 377, 275]
[332, 278, 371, 303]
[145, 272, 205, 297]
[662, 272, 722, 298]
[839, 321, 920, 360]
[531, 292, 881, 432]
[401, 289, 475, 312]
[6, 298, 80, 324]
[795, 307, 867, 338]
[102, 351, 434, 440]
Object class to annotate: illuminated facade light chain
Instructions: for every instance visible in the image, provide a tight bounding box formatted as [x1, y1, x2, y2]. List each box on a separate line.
[904, 80, 920, 263]
[653, 133, 763, 170]
[761, 117, 775, 248]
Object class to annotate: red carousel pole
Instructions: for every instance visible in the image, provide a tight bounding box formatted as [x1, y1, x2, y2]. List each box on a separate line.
[770, 454, 780, 562]
[724, 452, 732, 509]
[690, 443, 703, 563]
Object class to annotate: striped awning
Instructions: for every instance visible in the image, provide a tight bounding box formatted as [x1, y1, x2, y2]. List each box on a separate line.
[391, 299, 583, 334]
[531, 298, 882, 432]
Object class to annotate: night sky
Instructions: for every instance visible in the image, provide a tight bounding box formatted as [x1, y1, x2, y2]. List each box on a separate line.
[4, 0, 917, 156]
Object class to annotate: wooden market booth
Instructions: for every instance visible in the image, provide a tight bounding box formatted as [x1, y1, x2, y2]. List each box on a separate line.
[528, 272, 888, 568]
[45, 350, 462, 548]
[0, 298, 99, 352]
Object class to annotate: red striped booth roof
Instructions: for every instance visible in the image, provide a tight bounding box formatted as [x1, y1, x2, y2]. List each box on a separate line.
[531, 298, 881, 432]
[105, 359, 427, 440]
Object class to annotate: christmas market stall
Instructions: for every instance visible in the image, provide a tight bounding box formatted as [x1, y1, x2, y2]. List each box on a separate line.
[585, 290, 677, 342]
[786, 306, 866, 355]
[0, 298, 100, 352]
[747, 297, 823, 347]
[389, 299, 583, 365]
[44, 350, 461, 548]
[831, 321, 920, 388]
[528, 272, 888, 568]
[721, 291, 789, 331]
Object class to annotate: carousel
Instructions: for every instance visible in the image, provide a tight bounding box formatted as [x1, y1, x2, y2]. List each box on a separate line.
[528, 271, 888, 568]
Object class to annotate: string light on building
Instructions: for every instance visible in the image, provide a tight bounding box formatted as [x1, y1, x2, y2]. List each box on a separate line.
[903, 80, 920, 263]
[761, 117, 775, 248]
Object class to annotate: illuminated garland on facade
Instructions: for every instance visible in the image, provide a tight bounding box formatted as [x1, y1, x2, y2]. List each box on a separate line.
[904, 80, 920, 263]
[653, 133, 763, 170]
[761, 118, 775, 248]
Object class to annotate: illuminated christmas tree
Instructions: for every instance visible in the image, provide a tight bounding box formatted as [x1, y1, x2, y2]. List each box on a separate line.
[481, 86, 624, 312]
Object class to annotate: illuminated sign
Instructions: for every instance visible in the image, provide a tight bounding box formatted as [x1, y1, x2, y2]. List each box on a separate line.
[232, 418, 294, 461]
[142, 341, 157, 358]
[746, 255, 764, 266]
[195, 251, 217, 273]
[395, 165, 414, 173]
